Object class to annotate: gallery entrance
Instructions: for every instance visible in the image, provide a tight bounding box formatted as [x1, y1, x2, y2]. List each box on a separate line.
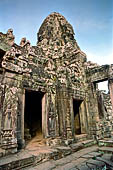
[24, 90, 45, 145]
[73, 99, 83, 135]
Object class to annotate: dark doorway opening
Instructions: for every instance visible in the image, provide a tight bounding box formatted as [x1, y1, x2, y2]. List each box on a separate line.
[24, 90, 44, 143]
[73, 99, 82, 135]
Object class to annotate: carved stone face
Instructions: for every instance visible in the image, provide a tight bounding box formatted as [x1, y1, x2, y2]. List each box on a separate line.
[37, 12, 75, 43]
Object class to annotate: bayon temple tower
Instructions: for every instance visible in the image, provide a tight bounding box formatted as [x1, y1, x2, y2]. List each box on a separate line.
[0, 12, 113, 154]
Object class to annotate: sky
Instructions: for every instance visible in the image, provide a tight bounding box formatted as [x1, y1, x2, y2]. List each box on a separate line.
[0, 0, 113, 91]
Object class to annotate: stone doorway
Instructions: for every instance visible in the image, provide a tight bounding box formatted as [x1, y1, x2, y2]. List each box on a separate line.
[24, 90, 45, 146]
[73, 99, 83, 135]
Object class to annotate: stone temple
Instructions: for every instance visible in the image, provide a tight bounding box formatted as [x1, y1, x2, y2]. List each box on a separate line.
[0, 12, 113, 155]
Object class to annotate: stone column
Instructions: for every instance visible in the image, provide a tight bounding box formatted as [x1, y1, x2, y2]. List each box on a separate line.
[87, 83, 101, 140]
[84, 97, 91, 135]
[16, 89, 25, 149]
[80, 100, 88, 134]
[46, 91, 62, 146]
[56, 87, 73, 139]
[66, 97, 73, 139]
[109, 79, 113, 111]
[56, 88, 66, 138]
[42, 93, 46, 138]
[46, 93, 58, 138]
[0, 84, 4, 145]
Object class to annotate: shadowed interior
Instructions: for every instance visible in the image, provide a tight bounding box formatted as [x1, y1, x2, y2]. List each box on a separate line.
[73, 99, 82, 135]
[24, 90, 44, 141]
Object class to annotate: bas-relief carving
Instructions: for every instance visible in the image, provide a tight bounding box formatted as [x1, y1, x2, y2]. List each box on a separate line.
[48, 102, 55, 136]
[1, 85, 18, 148]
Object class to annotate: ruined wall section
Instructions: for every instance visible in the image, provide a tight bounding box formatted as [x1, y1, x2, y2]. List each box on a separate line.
[83, 62, 99, 139]
[97, 91, 113, 138]
[85, 63, 113, 139]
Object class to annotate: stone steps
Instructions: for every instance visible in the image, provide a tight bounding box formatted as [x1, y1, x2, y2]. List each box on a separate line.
[70, 139, 97, 152]
[0, 139, 96, 170]
[24, 146, 100, 170]
[2, 139, 113, 170]
[98, 147, 113, 154]
[98, 138, 113, 147]
[75, 134, 88, 142]
[0, 151, 35, 170]
[95, 156, 113, 167]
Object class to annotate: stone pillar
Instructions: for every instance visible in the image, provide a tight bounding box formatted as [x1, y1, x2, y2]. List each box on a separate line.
[65, 94, 73, 139]
[57, 90, 66, 138]
[16, 89, 25, 149]
[46, 92, 61, 146]
[1, 85, 18, 153]
[56, 86, 73, 140]
[109, 79, 113, 111]
[42, 93, 46, 138]
[84, 97, 91, 135]
[87, 83, 101, 140]
[46, 93, 59, 138]
[0, 84, 4, 145]
[80, 100, 88, 134]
